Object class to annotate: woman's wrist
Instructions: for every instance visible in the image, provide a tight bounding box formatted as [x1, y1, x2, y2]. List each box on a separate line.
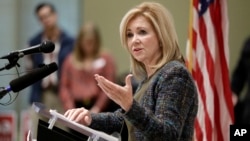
[90, 106, 101, 113]
[123, 98, 133, 112]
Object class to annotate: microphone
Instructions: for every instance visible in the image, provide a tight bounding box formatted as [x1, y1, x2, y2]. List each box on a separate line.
[0, 41, 55, 59]
[0, 62, 58, 99]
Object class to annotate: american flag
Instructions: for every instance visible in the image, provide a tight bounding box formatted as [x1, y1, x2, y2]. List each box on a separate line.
[186, 0, 234, 141]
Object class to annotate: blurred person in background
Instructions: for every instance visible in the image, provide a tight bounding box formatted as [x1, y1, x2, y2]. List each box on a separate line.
[231, 37, 250, 124]
[26, 2, 74, 138]
[59, 22, 116, 113]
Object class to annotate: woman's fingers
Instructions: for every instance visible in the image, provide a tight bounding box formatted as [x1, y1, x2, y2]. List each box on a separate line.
[75, 110, 92, 126]
[96, 75, 118, 90]
[96, 75, 119, 96]
[64, 110, 70, 117]
[74, 110, 88, 122]
[64, 108, 92, 126]
[97, 80, 112, 93]
[64, 109, 76, 119]
[68, 108, 81, 120]
[97, 82, 111, 96]
[97, 82, 119, 105]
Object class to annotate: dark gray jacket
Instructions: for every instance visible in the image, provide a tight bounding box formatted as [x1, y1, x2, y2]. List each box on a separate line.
[90, 61, 198, 141]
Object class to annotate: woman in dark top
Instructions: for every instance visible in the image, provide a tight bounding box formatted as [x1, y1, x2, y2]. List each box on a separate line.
[64, 2, 198, 141]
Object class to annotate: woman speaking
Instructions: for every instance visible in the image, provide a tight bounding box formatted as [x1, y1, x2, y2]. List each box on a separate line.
[64, 2, 198, 141]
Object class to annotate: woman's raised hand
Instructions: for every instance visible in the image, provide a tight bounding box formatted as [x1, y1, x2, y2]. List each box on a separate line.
[95, 74, 133, 112]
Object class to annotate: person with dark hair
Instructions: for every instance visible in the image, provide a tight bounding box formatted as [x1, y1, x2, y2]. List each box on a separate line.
[64, 2, 198, 141]
[35, 2, 56, 14]
[59, 22, 116, 113]
[26, 2, 74, 138]
[231, 37, 250, 124]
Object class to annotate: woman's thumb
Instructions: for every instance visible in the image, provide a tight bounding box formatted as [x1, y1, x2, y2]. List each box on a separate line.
[125, 74, 133, 87]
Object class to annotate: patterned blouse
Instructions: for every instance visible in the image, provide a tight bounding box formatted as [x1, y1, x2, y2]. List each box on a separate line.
[90, 60, 198, 141]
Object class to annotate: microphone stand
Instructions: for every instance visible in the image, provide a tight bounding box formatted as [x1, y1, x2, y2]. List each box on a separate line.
[0, 52, 23, 71]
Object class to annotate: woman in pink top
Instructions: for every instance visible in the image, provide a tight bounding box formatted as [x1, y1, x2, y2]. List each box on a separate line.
[59, 22, 116, 113]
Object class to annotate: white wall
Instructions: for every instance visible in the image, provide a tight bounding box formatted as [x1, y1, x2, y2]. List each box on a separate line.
[0, 0, 19, 110]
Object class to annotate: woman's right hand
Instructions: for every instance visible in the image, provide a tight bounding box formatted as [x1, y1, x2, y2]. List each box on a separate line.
[64, 107, 92, 126]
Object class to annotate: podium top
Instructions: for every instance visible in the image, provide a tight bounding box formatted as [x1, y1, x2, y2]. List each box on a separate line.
[32, 102, 120, 141]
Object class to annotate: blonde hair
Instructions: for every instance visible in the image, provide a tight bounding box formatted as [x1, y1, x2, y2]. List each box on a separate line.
[120, 2, 184, 80]
[73, 22, 101, 61]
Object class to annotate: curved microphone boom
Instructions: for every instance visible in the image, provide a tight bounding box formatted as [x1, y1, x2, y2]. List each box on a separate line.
[0, 41, 55, 71]
[0, 62, 58, 99]
[0, 41, 55, 59]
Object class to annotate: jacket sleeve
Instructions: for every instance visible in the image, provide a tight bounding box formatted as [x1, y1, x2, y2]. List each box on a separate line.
[89, 109, 124, 134]
[124, 66, 197, 140]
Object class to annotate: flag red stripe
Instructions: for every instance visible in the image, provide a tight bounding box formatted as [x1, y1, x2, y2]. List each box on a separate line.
[214, 86, 224, 141]
[187, 0, 234, 140]
[198, 16, 223, 141]
[192, 62, 213, 141]
[194, 118, 203, 141]
[191, 1, 214, 140]
[192, 29, 197, 50]
[209, 0, 234, 121]
[193, 0, 199, 10]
